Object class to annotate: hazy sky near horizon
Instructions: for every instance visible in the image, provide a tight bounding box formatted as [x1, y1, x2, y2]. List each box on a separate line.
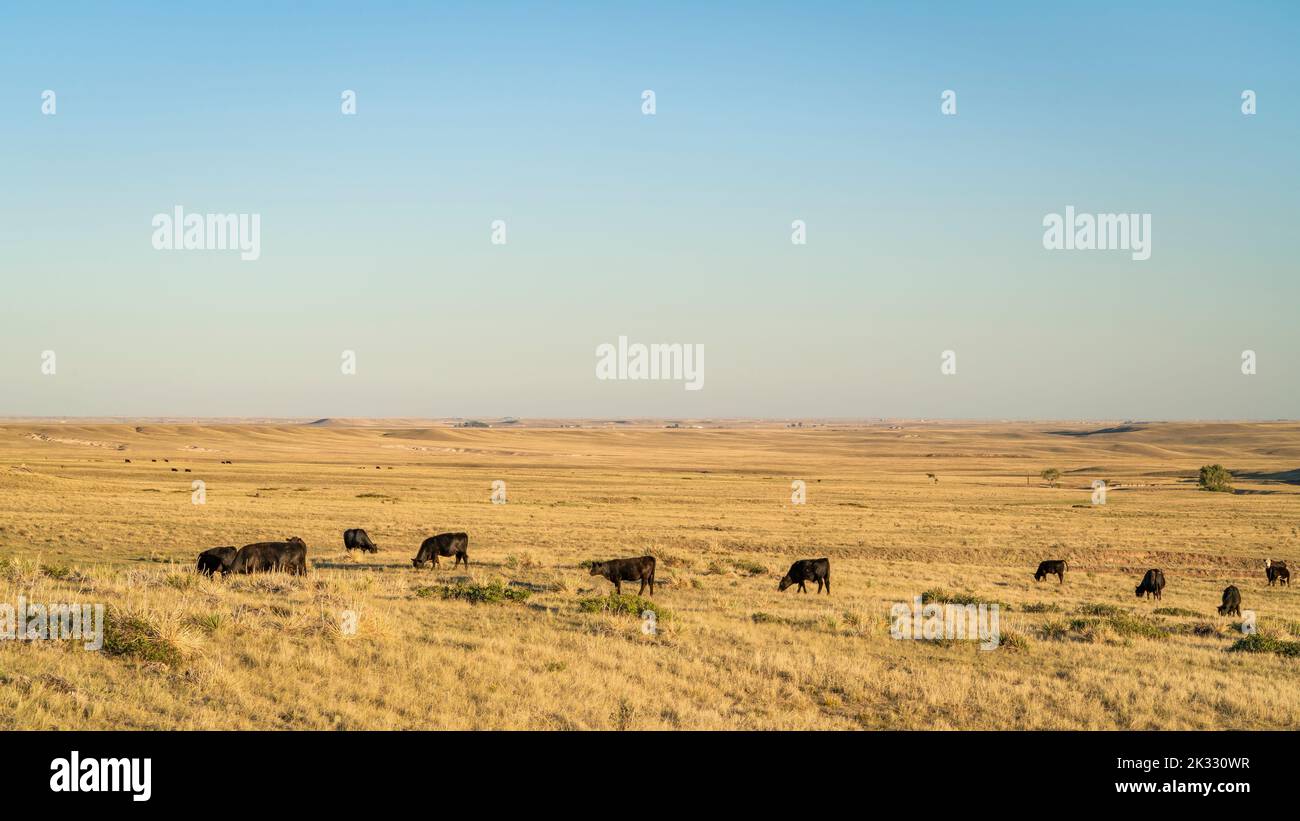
[3, 1, 1298, 419]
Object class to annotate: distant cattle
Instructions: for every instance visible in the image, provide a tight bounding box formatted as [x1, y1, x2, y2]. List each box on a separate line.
[196, 546, 237, 577]
[1034, 559, 1068, 584]
[779, 558, 831, 595]
[412, 532, 469, 569]
[1135, 569, 1165, 600]
[228, 537, 308, 575]
[124, 459, 131, 463]
[1265, 559, 1290, 587]
[170, 468, 178, 472]
[1218, 585, 1242, 617]
[343, 528, 378, 553]
[589, 556, 656, 596]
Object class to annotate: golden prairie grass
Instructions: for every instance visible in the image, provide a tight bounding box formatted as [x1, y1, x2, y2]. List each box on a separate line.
[1, 419, 1299, 729]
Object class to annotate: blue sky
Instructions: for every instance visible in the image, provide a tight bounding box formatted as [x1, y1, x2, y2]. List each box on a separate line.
[2, 1, 1297, 419]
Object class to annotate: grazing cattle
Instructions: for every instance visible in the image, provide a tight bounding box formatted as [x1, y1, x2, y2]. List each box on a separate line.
[196, 546, 237, 577]
[124, 459, 131, 463]
[1034, 559, 1068, 584]
[228, 537, 308, 575]
[1135, 568, 1165, 600]
[342, 528, 378, 553]
[1265, 559, 1290, 587]
[1218, 585, 1242, 617]
[779, 558, 831, 595]
[589, 556, 656, 596]
[170, 468, 178, 472]
[412, 532, 469, 569]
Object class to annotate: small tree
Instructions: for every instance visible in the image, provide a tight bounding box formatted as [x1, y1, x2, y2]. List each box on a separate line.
[1198, 464, 1234, 493]
[1040, 468, 1061, 488]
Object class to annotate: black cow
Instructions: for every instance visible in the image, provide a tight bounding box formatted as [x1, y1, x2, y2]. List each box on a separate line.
[1034, 559, 1068, 584]
[1135, 568, 1165, 600]
[343, 528, 378, 554]
[196, 546, 237, 577]
[412, 532, 469, 569]
[229, 537, 308, 575]
[589, 556, 656, 596]
[1218, 585, 1242, 617]
[779, 558, 830, 595]
[1265, 559, 1290, 587]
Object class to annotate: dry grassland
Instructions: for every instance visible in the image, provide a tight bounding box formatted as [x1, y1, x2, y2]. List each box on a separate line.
[1, 420, 1298, 729]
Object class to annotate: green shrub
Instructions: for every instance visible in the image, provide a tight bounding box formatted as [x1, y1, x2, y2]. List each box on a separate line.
[1044, 611, 1169, 642]
[41, 563, 72, 580]
[1021, 602, 1060, 613]
[1153, 606, 1200, 618]
[102, 609, 184, 666]
[1039, 619, 1070, 640]
[1106, 612, 1170, 639]
[998, 630, 1031, 652]
[187, 612, 225, 634]
[579, 593, 669, 621]
[165, 572, 198, 590]
[1075, 603, 1123, 617]
[1198, 464, 1233, 493]
[1229, 633, 1300, 657]
[436, 580, 529, 605]
[921, 589, 1009, 610]
[731, 559, 767, 576]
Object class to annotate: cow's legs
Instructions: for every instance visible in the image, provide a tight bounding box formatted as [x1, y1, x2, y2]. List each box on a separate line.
[824, 578, 830, 595]
[614, 579, 622, 594]
[638, 578, 646, 596]
[648, 576, 654, 597]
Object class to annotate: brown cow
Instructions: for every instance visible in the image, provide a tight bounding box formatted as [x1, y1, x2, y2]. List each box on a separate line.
[412, 532, 469, 569]
[1265, 559, 1290, 587]
[229, 537, 308, 575]
[589, 556, 656, 596]
[1135, 568, 1165, 600]
[196, 546, 237, 577]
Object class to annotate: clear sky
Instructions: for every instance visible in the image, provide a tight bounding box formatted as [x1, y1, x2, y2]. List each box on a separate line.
[2, 1, 1297, 419]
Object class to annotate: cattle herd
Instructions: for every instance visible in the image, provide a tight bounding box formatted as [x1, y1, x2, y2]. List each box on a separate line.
[1034, 557, 1289, 616]
[196, 527, 826, 599]
[195, 529, 1291, 617]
